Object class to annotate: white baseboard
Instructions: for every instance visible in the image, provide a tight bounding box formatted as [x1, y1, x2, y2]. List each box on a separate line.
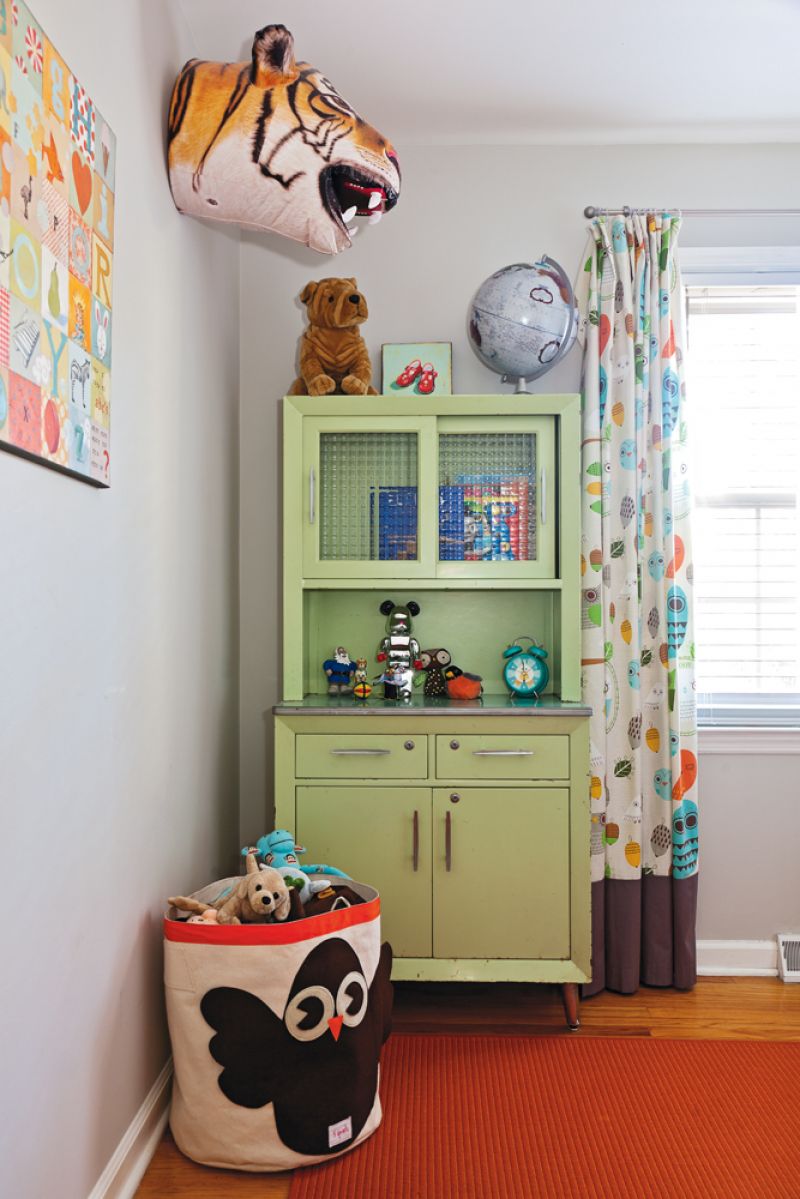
[87, 1058, 172, 1199]
[697, 939, 779, 977]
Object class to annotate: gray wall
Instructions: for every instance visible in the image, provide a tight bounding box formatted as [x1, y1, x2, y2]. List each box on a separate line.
[0, 2, 240, 1196]
[238, 141, 800, 942]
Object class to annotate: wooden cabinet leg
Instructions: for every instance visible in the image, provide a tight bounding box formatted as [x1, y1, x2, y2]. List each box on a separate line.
[561, 982, 580, 1030]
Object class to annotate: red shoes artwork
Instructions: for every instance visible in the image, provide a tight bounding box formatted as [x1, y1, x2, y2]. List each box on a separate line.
[394, 358, 422, 387]
[417, 363, 438, 394]
[394, 359, 438, 394]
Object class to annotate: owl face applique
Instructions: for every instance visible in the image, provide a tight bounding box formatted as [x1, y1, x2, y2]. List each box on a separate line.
[200, 938, 393, 1157]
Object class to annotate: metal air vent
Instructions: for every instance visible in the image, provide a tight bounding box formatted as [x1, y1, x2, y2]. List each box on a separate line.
[776, 934, 800, 982]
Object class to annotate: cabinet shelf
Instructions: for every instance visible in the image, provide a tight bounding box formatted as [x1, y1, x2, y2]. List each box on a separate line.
[298, 577, 564, 591]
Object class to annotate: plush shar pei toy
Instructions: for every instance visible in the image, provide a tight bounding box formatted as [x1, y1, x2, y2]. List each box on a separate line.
[290, 278, 377, 396]
[167, 24, 400, 254]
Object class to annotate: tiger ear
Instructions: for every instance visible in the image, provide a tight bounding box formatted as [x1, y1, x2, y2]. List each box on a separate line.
[251, 24, 298, 87]
[300, 281, 318, 306]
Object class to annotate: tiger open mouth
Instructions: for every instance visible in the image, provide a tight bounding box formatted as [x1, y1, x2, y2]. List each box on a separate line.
[320, 164, 399, 235]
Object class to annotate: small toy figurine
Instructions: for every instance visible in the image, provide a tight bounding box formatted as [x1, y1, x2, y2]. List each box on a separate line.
[376, 661, 413, 701]
[418, 648, 451, 697]
[322, 646, 356, 694]
[419, 648, 483, 700]
[376, 599, 421, 699]
[352, 657, 372, 700]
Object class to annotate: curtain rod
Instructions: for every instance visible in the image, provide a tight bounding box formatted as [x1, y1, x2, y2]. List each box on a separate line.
[583, 206, 800, 218]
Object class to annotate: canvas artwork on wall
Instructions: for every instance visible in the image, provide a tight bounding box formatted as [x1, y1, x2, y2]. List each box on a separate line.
[382, 343, 452, 396]
[0, 0, 115, 487]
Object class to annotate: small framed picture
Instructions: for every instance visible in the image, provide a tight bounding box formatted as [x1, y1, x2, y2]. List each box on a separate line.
[382, 343, 452, 396]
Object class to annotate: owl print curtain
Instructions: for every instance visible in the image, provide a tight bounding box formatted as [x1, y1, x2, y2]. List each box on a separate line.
[575, 213, 698, 996]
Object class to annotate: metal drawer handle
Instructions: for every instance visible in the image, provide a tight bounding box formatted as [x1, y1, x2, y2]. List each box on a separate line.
[445, 811, 452, 872]
[472, 749, 535, 757]
[412, 810, 419, 872]
[309, 467, 315, 525]
[330, 748, 391, 756]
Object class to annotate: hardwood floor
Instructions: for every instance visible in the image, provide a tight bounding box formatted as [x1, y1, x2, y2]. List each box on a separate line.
[136, 978, 800, 1197]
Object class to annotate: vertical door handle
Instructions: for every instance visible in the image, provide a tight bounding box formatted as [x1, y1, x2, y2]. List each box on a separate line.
[445, 811, 452, 872]
[309, 467, 316, 525]
[412, 810, 419, 872]
[541, 466, 547, 525]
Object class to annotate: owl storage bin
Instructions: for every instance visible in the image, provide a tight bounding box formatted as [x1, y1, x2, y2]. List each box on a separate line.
[164, 877, 393, 1172]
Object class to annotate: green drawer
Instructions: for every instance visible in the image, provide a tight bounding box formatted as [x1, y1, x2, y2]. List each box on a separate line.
[435, 734, 569, 780]
[295, 734, 428, 779]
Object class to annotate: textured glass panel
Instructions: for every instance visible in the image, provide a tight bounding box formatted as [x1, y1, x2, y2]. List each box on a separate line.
[319, 432, 418, 561]
[439, 433, 537, 562]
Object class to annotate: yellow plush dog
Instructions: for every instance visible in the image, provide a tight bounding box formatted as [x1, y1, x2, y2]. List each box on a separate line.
[169, 853, 291, 925]
[289, 278, 378, 396]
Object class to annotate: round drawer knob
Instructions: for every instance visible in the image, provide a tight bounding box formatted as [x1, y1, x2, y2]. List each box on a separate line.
[404, 740, 415, 751]
[449, 739, 460, 750]
[450, 793, 461, 804]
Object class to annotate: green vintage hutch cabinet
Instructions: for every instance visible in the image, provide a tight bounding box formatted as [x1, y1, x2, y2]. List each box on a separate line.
[274, 395, 591, 1027]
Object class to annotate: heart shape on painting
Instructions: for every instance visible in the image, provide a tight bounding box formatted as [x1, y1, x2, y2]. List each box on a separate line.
[71, 151, 93, 216]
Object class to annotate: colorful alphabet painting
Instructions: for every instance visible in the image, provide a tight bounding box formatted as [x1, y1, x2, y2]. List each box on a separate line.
[0, 1, 115, 486]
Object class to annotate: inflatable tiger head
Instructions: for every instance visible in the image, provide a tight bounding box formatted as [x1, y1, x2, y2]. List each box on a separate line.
[167, 24, 400, 255]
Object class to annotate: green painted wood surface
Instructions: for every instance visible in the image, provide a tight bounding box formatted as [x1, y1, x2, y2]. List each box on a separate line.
[432, 787, 570, 960]
[295, 733, 428, 779]
[277, 394, 590, 983]
[296, 785, 432, 957]
[301, 414, 437, 579]
[306, 589, 555, 700]
[434, 734, 570, 780]
[274, 713, 590, 983]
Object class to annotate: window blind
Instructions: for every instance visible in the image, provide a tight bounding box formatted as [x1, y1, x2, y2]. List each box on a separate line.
[685, 285, 800, 726]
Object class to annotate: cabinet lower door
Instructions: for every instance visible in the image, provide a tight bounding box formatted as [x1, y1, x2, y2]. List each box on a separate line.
[296, 787, 432, 958]
[433, 788, 570, 959]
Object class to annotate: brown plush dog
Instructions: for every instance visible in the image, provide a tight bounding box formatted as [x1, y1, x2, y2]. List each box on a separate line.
[169, 853, 291, 925]
[289, 277, 378, 396]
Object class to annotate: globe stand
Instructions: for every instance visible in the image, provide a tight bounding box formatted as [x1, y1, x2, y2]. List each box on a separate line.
[502, 375, 532, 394]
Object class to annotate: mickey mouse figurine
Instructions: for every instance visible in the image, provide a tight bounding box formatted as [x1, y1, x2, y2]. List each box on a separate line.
[376, 599, 422, 700]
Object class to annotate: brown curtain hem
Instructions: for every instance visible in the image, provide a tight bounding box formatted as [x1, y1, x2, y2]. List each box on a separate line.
[583, 873, 698, 998]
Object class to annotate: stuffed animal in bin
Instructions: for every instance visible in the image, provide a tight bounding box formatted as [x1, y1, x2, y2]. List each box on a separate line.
[247, 829, 350, 887]
[289, 278, 377, 396]
[169, 853, 291, 925]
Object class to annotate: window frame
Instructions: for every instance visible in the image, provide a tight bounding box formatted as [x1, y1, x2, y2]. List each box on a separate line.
[681, 246, 800, 731]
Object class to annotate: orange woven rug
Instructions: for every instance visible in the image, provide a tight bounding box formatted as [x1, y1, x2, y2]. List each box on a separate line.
[289, 1034, 800, 1199]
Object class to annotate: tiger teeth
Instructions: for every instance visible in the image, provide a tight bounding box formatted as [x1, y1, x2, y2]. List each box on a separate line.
[368, 192, 382, 209]
[368, 211, 382, 225]
[342, 206, 357, 223]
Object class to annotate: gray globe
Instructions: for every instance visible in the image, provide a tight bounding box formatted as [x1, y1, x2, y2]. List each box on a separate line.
[468, 256, 578, 391]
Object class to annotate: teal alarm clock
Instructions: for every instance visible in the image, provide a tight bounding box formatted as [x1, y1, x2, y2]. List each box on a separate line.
[502, 636, 549, 699]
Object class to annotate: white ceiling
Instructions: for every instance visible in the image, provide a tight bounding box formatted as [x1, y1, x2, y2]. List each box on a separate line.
[177, 0, 800, 145]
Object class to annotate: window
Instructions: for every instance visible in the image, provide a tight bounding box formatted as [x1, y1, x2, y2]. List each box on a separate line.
[684, 265, 800, 727]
